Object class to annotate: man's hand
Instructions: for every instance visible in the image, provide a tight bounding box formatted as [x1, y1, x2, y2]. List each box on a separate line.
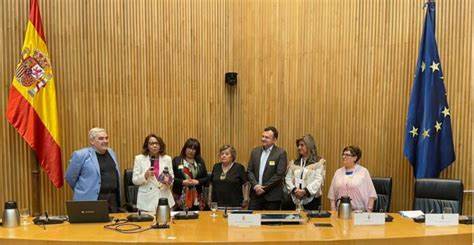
[254, 185, 265, 196]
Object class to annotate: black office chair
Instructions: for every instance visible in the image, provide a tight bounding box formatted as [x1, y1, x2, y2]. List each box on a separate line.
[372, 177, 392, 212]
[123, 169, 139, 212]
[413, 178, 464, 214]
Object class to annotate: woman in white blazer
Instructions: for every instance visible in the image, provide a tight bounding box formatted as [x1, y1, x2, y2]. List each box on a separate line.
[132, 134, 175, 211]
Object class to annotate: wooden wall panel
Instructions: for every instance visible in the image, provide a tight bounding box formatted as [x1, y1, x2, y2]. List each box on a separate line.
[0, 0, 471, 215]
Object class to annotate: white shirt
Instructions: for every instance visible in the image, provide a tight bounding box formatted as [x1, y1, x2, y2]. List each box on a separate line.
[258, 145, 273, 185]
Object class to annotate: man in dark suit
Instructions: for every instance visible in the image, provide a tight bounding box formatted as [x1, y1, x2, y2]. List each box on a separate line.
[247, 126, 288, 210]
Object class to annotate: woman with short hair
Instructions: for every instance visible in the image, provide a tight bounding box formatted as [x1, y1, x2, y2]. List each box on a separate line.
[328, 145, 377, 212]
[209, 144, 249, 208]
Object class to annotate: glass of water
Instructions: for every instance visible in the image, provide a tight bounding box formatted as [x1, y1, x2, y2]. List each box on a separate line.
[19, 208, 30, 225]
[210, 202, 218, 218]
[295, 199, 303, 213]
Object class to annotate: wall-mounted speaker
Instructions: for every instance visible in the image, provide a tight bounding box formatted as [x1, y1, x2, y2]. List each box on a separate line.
[225, 72, 238, 86]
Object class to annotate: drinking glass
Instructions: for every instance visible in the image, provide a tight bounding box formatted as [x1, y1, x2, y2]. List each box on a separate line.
[19, 208, 30, 225]
[210, 202, 218, 218]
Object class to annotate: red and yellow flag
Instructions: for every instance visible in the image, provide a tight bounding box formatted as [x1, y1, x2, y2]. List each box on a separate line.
[7, 0, 63, 188]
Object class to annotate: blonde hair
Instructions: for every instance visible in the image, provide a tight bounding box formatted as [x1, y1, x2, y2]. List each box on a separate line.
[296, 134, 321, 162]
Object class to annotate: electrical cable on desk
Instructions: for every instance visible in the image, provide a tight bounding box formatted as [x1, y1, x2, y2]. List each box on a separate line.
[104, 218, 152, 233]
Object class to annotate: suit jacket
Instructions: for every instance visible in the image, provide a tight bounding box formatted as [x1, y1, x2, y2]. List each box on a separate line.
[247, 145, 288, 201]
[132, 154, 175, 211]
[172, 156, 209, 196]
[65, 147, 122, 204]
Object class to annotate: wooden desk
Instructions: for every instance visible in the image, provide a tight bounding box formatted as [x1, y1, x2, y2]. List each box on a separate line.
[0, 212, 472, 244]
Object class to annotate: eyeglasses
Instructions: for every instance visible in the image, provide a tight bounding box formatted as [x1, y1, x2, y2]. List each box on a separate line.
[148, 142, 159, 146]
[342, 153, 355, 157]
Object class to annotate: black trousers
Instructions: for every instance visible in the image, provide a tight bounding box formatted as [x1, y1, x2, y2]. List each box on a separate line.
[98, 191, 120, 213]
[249, 197, 281, 210]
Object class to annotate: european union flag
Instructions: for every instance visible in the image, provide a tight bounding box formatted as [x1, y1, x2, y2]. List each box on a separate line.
[403, 1, 455, 178]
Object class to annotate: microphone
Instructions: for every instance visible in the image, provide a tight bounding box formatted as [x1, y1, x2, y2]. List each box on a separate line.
[223, 207, 228, 218]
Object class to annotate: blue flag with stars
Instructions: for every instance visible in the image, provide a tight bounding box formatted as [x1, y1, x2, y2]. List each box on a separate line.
[404, 1, 455, 178]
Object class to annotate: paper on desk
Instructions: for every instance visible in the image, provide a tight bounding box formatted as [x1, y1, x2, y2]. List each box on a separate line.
[399, 210, 424, 218]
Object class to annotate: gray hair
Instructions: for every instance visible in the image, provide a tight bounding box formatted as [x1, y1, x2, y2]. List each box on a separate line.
[88, 127, 106, 141]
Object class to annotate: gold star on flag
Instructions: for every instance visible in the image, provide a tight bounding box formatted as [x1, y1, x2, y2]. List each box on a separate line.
[421, 62, 426, 72]
[434, 121, 442, 132]
[409, 126, 419, 138]
[430, 61, 440, 73]
[441, 107, 450, 117]
[422, 129, 430, 138]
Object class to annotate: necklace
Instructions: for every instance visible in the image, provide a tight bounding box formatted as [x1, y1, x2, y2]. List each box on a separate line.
[220, 162, 234, 180]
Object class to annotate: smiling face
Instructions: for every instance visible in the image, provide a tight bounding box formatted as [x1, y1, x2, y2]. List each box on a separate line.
[261, 130, 276, 148]
[90, 131, 109, 154]
[147, 136, 161, 156]
[341, 150, 356, 168]
[185, 147, 197, 159]
[297, 140, 309, 158]
[219, 148, 233, 164]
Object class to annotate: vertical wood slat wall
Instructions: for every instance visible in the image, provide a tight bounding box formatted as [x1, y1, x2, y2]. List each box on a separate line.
[0, 0, 471, 215]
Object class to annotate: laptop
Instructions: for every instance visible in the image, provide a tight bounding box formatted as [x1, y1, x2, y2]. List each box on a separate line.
[66, 200, 112, 223]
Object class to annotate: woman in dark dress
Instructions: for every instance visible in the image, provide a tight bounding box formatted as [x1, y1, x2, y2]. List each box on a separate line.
[172, 138, 209, 211]
[209, 144, 249, 208]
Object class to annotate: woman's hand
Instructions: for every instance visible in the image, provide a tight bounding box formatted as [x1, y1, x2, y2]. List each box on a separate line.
[182, 179, 198, 186]
[294, 189, 306, 199]
[145, 169, 155, 179]
[182, 179, 192, 186]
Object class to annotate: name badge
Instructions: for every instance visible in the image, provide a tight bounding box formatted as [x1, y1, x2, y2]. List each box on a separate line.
[228, 214, 261, 227]
[353, 213, 385, 226]
[269, 161, 275, 166]
[425, 214, 459, 226]
[178, 165, 184, 169]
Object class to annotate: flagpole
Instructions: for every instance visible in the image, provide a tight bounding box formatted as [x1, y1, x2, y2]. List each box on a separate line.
[30, 153, 42, 216]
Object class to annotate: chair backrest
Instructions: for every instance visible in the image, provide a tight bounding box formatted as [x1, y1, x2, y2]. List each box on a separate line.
[123, 169, 138, 206]
[372, 177, 392, 212]
[413, 178, 464, 214]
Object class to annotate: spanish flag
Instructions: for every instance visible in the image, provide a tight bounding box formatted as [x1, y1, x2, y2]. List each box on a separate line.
[7, 0, 63, 188]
